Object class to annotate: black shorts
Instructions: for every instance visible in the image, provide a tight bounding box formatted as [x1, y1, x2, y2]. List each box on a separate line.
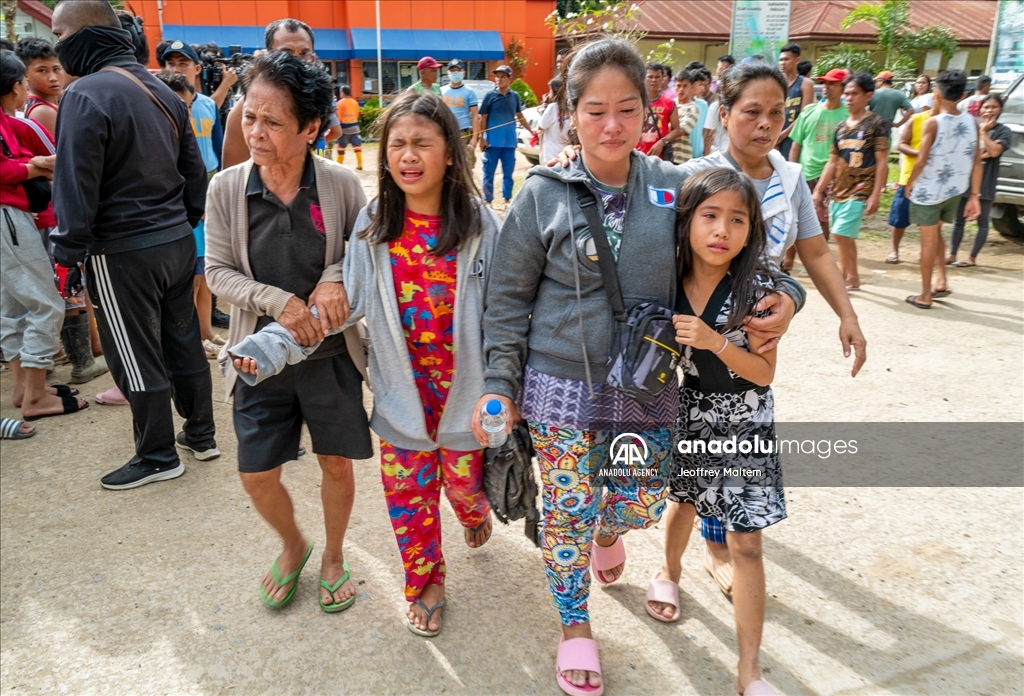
[233, 351, 372, 472]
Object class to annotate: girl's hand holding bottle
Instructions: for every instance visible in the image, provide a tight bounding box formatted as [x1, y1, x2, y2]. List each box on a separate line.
[470, 394, 520, 448]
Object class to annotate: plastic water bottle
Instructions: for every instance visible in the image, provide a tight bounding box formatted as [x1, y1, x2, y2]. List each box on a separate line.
[481, 399, 508, 448]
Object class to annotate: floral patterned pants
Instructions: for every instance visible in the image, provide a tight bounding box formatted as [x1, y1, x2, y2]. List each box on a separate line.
[528, 422, 672, 626]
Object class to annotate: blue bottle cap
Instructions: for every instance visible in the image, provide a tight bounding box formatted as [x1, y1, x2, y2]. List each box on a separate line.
[485, 399, 503, 416]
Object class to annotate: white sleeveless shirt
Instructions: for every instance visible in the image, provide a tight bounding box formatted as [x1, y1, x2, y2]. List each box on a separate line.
[909, 110, 977, 205]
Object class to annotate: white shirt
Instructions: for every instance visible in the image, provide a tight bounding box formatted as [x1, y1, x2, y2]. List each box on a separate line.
[703, 102, 729, 154]
[912, 93, 934, 111]
[538, 103, 572, 165]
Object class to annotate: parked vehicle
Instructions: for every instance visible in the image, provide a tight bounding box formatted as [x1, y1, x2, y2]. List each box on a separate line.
[993, 74, 1024, 240]
[516, 106, 543, 165]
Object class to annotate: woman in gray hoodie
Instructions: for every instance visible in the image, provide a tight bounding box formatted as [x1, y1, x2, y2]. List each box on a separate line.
[475, 39, 801, 696]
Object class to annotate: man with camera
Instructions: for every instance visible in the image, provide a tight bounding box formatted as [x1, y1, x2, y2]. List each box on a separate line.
[221, 18, 341, 169]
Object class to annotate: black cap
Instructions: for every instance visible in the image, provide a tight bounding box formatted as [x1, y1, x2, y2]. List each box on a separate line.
[447, 59, 466, 71]
[492, 65, 513, 77]
[160, 39, 201, 65]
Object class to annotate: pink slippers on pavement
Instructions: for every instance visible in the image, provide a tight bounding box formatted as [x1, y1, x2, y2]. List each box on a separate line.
[738, 679, 778, 695]
[591, 536, 625, 585]
[644, 574, 681, 622]
[556, 636, 603, 696]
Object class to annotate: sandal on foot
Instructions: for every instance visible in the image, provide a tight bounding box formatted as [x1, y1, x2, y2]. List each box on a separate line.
[258, 541, 314, 609]
[739, 680, 779, 696]
[556, 636, 604, 696]
[931, 288, 952, 298]
[50, 384, 80, 397]
[644, 574, 681, 623]
[465, 517, 492, 547]
[407, 598, 445, 637]
[1, 418, 36, 440]
[704, 546, 734, 599]
[319, 560, 356, 613]
[23, 394, 88, 421]
[905, 295, 931, 310]
[95, 386, 129, 405]
[885, 251, 899, 264]
[952, 260, 976, 267]
[591, 535, 626, 585]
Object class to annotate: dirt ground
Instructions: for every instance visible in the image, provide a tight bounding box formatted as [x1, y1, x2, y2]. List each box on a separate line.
[1, 146, 1022, 695]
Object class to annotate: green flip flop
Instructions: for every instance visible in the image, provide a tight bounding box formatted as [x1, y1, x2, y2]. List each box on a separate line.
[258, 541, 314, 609]
[319, 560, 356, 613]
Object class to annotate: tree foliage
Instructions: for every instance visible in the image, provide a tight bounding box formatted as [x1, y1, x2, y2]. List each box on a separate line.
[546, 0, 645, 46]
[838, 0, 959, 78]
[813, 44, 880, 78]
[505, 36, 534, 79]
[510, 78, 538, 108]
[645, 38, 685, 68]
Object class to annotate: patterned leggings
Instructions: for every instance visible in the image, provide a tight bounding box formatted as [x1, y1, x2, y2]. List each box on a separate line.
[529, 422, 672, 626]
[380, 442, 490, 601]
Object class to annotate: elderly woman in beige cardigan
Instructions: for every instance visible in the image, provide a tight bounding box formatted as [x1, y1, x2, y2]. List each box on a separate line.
[205, 52, 371, 612]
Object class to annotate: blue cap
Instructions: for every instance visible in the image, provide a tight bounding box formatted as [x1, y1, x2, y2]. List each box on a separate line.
[485, 400, 503, 416]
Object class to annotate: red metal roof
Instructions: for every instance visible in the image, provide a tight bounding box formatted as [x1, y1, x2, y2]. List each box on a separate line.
[17, 0, 53, 26]
[637, 0, 995, 46]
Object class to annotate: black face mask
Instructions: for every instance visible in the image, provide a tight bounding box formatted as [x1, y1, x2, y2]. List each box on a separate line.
[55, 25, 135, 77]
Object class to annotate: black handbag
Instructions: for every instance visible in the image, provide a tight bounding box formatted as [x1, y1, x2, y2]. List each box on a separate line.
[573, 183, 682, 404]
[483, 422, 540, 547]
[0, 132, 52, 213]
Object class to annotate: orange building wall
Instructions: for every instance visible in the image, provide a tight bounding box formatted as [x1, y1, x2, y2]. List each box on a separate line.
[139, 0, 555, 97]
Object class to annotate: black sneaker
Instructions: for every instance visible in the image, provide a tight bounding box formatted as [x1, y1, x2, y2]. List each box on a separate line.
[175, 431, 221, 461]
[211, 307, 230, 329]
[101, 456, 185, 490]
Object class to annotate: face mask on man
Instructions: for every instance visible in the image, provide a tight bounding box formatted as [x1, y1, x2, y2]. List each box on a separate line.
[448, 71, 464, 85]
[55, 25, 134, 77]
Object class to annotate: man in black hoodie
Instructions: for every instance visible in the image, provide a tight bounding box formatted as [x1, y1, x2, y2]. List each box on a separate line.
[50, 0, 217, 490]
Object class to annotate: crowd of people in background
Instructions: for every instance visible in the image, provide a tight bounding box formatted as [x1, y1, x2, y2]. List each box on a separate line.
[0, 4, 1008, 694]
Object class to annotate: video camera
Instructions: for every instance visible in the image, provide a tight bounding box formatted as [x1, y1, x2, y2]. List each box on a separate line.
[200, 45, 253, 96]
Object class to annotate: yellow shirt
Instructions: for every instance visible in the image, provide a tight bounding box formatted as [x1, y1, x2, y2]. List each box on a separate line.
[899, 111, 931, 185]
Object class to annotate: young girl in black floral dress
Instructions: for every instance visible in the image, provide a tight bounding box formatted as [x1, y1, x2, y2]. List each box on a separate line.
[644, 167, 784, 696]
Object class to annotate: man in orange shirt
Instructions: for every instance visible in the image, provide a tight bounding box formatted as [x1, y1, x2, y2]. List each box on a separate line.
[335, 84, 362, 170]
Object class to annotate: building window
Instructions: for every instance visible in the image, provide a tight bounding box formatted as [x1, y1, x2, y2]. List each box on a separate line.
[466, 61, 489, 80]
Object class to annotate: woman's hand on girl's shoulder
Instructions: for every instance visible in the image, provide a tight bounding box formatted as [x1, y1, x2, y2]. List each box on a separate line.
[547, 145, 581, 168]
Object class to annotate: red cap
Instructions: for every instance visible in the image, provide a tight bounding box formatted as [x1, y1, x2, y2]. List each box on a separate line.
[417, 56, 441, 70]
[875, 70, 894, 81]
[817, 68, 849, 83]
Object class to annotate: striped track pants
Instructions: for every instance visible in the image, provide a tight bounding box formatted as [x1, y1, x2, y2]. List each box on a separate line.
[86, 235, 215, 467]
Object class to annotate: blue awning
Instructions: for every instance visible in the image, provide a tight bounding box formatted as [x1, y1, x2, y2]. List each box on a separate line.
[162, 25, 352, 59]
[349, 28, 505, 61]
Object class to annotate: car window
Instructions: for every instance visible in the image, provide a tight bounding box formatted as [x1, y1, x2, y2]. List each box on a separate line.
[1002, 77, 1023, 122]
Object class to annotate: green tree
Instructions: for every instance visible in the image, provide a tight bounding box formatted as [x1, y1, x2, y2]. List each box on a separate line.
[812, 44, 879, 78]
[645, 38, 685, 68]
[838, 0, 959, 77]
[505, 36, 534, 79]
[546, 0, 644, 46]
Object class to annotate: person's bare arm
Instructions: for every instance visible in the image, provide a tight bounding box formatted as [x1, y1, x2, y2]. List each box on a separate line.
[478, 114, 489, 150]
[221, 99, 250, 169]
[980, 123, 1006, 159]
[674, 315, 776, 386]
[661, 103, 683, 144]
[813, 154, 839, 205]
[210, 67, 238, 108]
[469, 104, 479, 149]
[516, 111, 533, 131]
[905, 118, 938, 197]
[963, 124, 985, 220]
[865, 148, 888, 216]
[795, 235, 867, 377]
[30, 106, 57, 138]
[789, 142, 802, 163]
[324, 125, 342, 144]
[892, 104, 914, 129]
[897, 119, 918, 157]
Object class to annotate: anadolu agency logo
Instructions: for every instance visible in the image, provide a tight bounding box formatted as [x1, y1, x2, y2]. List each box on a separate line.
[610, 432, 649, 468]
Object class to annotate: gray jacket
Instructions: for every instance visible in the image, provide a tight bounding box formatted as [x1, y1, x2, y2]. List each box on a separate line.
[230, 202, 501, 452]
[483, 152, 806, 401]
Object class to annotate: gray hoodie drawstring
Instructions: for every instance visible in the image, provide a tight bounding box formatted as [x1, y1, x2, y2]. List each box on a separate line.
[567, 185, 597, 401]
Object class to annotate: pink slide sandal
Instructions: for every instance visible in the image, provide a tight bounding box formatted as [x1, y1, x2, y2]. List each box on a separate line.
[556, 636, 604, 696]
[644, 574, 681, 622]
[738, 680, 779, 695]
[591, 536, 626, 585]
